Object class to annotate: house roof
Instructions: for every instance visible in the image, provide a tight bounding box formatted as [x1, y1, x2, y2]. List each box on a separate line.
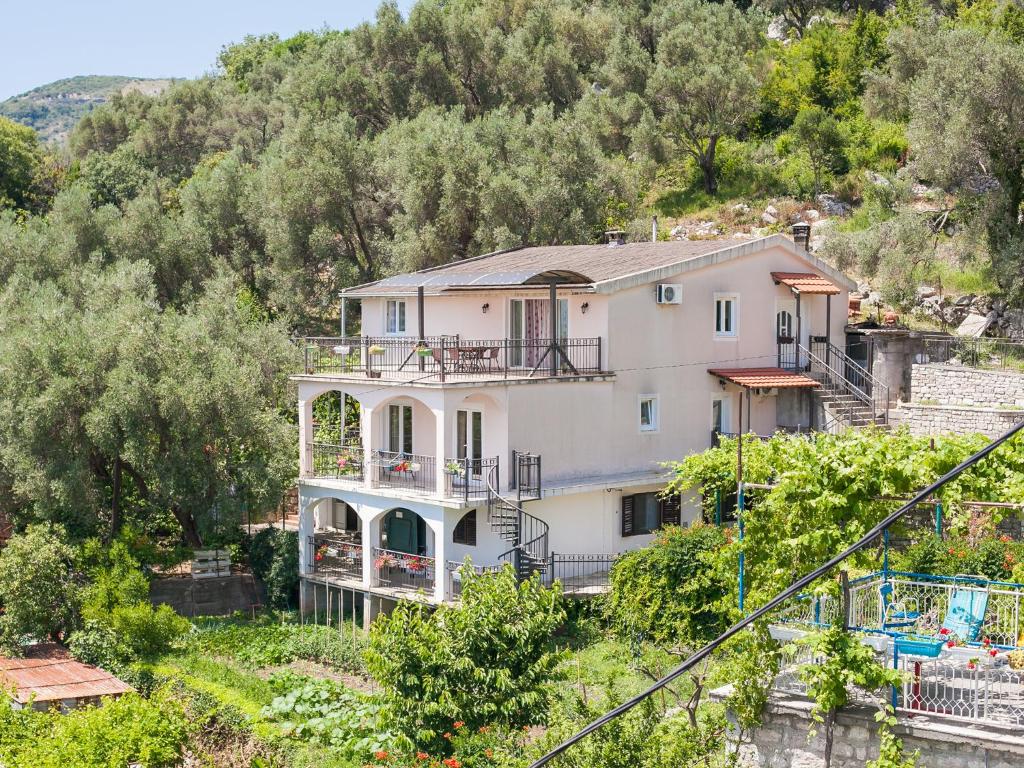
[0, 644, 132, 704]
[341, 235, 857, 297]
[771, 271, 841, 295]
[707, 367, 820, 389]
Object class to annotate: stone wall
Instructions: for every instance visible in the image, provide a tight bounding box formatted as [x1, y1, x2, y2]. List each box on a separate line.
[910, 363, 1024, 408]
[889, 403, 1023, 438]
[713, 688, 1024, 768]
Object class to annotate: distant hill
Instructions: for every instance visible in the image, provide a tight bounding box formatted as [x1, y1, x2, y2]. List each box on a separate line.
[0, 75, 173, 144]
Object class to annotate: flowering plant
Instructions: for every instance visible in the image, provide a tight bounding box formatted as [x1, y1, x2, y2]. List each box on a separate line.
[444, 460, 465, 476]
[368, 344, 386, 355]
[375, 552, 399, 570]
[315, 545, 329, 562]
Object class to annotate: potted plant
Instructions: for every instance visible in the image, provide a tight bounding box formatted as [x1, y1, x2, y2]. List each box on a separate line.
[407, 556, 428, 574]
[374, 552, 398, 570]
[445, 460, 465, 477]
[415, 343, 433, 357]
[368, 344, 385, 356]
[315, 544, 328, 562]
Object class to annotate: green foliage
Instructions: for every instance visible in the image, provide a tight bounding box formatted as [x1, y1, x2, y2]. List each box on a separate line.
[0, 522, 81, 652]
[0, 690, 187, 768]
[792, 105, 847, 195]
[607, 524, 732, 650]
[261, 672, 402, 758]
[0, 116, 43, 212]
[893, 534, 1024, 580]
[249, 528, 300, 609]
[189, 616, 367, 672]
[366, 565, 567, 747]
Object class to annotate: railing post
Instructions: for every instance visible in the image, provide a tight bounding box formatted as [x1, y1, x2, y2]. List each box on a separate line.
[439, 336, 446, 383]
[597, 337, 602, 373]
[840, 570, 850, 630]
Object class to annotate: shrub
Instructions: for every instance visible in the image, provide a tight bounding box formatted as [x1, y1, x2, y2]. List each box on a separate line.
[0, 523, 81, 653]
[366, 565, 566, 748]
[249, 528, 299, 609]
[109, 603, 190, 660]
[67, 620, 128, 669]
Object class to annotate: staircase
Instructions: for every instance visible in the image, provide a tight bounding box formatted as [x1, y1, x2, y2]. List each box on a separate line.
[802, 340, 891, 430]
[486, 452, 549, 581]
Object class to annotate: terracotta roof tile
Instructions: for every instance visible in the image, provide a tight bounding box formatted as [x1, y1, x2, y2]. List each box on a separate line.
[771, 271, 840, 295]
[707, 367, 820, 389]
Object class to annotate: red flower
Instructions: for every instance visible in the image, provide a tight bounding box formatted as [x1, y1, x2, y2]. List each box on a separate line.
[983, 637, 991, 646]
[416, 753, 430, 761]
[948, 547, 956, 555]
[947, 640, 956, 648]
[1001, 535, 1012, 543]
[453, 721, 464, 729]
[443, 760, 461, 768]
[443, 733, 452, 741]
[478, 726, 491, 733]
[990, 649, 999, 657]
[374, 750, 389, 761]
[967, 661, 977, 670]
[485, 749, 494, 758]
[939, 628, 951, 635]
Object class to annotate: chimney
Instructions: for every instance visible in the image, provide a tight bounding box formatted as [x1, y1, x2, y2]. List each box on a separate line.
[791, 222, 810, 251]
[651, 216, 658, 243]
[605, 229, 626, 247]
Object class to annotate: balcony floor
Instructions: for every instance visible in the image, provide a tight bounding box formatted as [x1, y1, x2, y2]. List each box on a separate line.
[294, 370, 614, 388]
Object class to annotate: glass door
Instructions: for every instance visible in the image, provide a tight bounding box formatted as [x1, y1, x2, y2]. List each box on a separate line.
[509, 298, 568, 368]
[388, 404, 413, 454]
[456, 409, 483, 477]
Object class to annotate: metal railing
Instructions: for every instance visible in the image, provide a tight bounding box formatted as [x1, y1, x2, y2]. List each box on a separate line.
[443, 456, 497, 501]
[899, 654, 1024, 726]
[372, 547, 435, 594]
[308, 534, 364, 582]
[803, 343, 889, 426]
[301, 335, 604, 380]
[810, 338, 892, 416]
[921, 336, 1024, 372]
[543, 553, 618, 595]
[370, 451, 436, 494]
[305, 440, 364, 481]
[445, 560, 503, 599]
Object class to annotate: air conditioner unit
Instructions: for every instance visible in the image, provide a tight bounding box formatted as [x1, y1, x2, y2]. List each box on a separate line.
[656, 284, 682, 304]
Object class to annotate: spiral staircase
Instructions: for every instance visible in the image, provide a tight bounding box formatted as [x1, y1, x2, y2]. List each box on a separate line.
[485, 451, 549, 580]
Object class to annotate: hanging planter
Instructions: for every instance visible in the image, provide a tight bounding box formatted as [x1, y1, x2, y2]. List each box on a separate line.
[368, 345, 386, 356]
[416, 346, 433, 357]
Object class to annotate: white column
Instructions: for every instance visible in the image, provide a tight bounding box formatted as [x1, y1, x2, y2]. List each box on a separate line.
[362, 511, 378, 588]
[361, 404, 375, 489]
[297, 496, 316, 576]
[430, 516, 447, 602]
[298, 398, 314, 476]
[434, 405, 448, 496]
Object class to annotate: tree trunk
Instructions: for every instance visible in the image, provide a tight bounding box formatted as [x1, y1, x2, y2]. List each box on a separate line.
[172, 505, 203, 548]
[108, 457, 123, 541]
[823, 708, 836, 768]
[700, 136, 719, 195]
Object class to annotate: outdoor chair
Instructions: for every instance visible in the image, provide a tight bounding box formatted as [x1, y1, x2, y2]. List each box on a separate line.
[939, 579, 990, 643]
[880, 581, 921, 632]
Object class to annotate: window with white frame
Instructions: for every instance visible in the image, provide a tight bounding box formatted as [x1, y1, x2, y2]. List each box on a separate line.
[639, 395, 659, 432]
[714, 294, 738, 337]
[385, 300, 407, 334]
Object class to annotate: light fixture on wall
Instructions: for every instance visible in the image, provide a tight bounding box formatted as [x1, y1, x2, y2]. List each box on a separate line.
[581, 302, 589, 314]
[481, 303, 490, 314]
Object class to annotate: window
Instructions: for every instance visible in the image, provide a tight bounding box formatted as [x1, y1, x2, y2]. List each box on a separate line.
[621, 492, 682, 536]
[776, 310, 794, 340]
[639, 396, 658, 432]
[714, 294, 738, 337]
[712, 398, 724, 434]
[453, 510, 477, 545]
[385, 300, 406, 334]
[388, 404, 413, 454]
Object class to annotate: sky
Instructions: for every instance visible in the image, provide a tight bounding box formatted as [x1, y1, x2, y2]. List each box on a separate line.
[0, 0, 414, 101]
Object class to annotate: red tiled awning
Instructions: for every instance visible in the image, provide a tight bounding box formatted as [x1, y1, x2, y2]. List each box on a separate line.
[0, 645, 132, 704]
[771, 271, 840, 295]
[707, 367, 819, 389]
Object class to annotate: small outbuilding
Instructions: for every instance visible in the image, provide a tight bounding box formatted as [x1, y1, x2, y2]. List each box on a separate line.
[0, 643, 132, 712]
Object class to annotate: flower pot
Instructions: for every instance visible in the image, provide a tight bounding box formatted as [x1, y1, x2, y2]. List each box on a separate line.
[416, 348, 433, 357]
[367, 370, 382, 379]
[768, 625, 805, 643]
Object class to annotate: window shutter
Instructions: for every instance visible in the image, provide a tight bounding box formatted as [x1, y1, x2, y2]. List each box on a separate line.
[660, 494, 682, 527]
[621, 494, 635, 537]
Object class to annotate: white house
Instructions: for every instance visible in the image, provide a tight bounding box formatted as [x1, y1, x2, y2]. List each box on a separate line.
[293, 233, 864, 620]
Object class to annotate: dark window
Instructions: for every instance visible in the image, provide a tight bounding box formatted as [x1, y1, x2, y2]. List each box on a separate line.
[621, 492, 683, 536]
[453, 510, 477, 545]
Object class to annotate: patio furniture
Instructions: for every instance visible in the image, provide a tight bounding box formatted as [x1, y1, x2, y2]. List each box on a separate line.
[941, 579, 990, 643]
[880, 581, 921, 631]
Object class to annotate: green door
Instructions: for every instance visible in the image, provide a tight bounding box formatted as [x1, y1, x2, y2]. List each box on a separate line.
[385, 510, 418, 554]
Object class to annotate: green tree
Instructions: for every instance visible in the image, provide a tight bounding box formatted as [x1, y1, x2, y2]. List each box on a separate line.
[0, 116, 42, 212]
[0, 523, 81, 653]
[365, 565, 566, 748]
[647, 0, 764, 195]
[792, 105, 847, 195]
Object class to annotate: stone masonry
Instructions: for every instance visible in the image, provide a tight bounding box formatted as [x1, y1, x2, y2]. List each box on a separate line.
[713, 688, 1024, 768]
[889, 364, 1024, 437]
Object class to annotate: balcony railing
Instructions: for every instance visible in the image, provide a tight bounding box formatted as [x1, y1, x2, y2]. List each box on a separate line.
[445, 560, 503, 599]
[372, 547, 435, 594]
[921, 335, 1024, 372]
[306, 440, 364, 481]
[442, 456, 497, 500]
[370, 451, 436, 494]
[308, 533, 363, 582]
[542, 553, 618, 595]
[301, 335, 604, 380]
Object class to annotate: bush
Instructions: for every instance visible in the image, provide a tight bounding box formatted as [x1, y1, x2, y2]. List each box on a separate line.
[366, 565, 566, 748]
[0, 690, 187, 768]
[0, 523, 81, 652]
[109, 603, 190, 660]
[249, 528, 299, 609]
[67, 620, 128, 669]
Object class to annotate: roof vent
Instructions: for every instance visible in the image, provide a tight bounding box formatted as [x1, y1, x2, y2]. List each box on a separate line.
[605, 229, 626, 247]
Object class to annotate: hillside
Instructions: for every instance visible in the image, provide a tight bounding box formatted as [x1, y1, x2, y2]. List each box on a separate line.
[0, 75, 172, 143]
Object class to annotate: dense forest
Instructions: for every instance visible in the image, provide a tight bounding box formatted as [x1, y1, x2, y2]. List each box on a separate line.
[2, 0, 1024, 543]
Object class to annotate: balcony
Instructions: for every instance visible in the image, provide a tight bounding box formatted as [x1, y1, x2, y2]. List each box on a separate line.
[307, 532, 363, 583]
[300, 335, 604, 382]
[372, 547, 436, 596]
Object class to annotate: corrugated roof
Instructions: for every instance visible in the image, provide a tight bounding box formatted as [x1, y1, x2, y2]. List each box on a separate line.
[707, 367, 820, 389]
[0, 645, 132, 704]
[771, 271, 840, 295]
[343, 241, 730, 296]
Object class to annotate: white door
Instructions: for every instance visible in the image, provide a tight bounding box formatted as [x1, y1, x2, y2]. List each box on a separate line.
[456, 409, 484, 477]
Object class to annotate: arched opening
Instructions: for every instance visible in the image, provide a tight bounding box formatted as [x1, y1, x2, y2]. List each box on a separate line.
[453, 509, 477, 546]
[380, 508, 428, 555]
[374, 507, 437, 594]
[308, 389, 364, 480]
[776, 310, 794, 341]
